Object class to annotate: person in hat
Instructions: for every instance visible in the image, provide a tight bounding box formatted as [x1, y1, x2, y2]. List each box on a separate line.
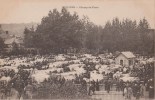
[106, 79, 111, 93]
[0, 82, 6, 99]
[24, 81, 33, 99]
[140, 83, 145, 98]
[134, 83, 140, 100]
[148, 79, 154, 99]
[123, 85, 128, 99]
[127, 84, 133, 100]
[96, 79, 100, 91]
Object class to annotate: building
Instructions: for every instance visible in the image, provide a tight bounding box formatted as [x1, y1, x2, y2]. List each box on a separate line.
[0, 27, 12, 40]
[115, 51, 135, 67]
[0, 24, 14, 40]
[0, 25, 24, 52]
[4, 37, 24, 52]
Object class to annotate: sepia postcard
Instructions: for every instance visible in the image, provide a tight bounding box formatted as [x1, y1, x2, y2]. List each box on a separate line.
[0, 0, 154, 99]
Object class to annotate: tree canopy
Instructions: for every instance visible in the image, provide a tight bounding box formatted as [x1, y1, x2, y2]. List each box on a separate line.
[24, 8, 154, 55]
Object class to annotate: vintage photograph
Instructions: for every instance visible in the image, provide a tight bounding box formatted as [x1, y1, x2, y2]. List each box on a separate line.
[0, 0, 154, 99]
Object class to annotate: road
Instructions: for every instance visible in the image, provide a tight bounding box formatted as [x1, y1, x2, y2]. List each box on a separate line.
[91, 91, 152, 100]
[0, 88, 153, 100]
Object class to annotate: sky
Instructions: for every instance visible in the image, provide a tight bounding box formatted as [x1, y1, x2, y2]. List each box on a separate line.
[0, 0, 155, 28]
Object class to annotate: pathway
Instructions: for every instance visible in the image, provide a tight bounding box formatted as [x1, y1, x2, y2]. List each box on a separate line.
[91, 91, 152, 100]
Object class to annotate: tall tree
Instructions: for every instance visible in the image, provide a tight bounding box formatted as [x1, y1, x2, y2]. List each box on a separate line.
[23, 8, 154, 55]
[138, 18, 151, 55]
[35, 7, 86, 53]
[0, 37, 5, 52]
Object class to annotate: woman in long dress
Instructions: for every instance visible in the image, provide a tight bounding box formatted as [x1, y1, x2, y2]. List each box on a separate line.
[127, 86, 133, 100]
[140, 83, 145, 97]
[124, 86, 128, 99]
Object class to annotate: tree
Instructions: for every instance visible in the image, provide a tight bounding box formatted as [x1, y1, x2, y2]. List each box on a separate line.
[11, 42, 19, 55]
[0, 37, 5, 53]
[35, 7, 86, 53]
[138, 18, 152, 55]
[23, 7, 154, 56]
[23, 27, 35, 48]
[100, 17, 153, 55]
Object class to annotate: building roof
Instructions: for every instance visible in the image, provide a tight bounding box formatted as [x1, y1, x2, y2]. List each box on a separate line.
[121, 51, 135, 59]
[0, 32, 12, 39]
[4, 37, 23, 45]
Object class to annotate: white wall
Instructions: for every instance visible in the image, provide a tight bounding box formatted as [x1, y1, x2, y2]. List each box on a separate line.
[115, 54, 129, 67]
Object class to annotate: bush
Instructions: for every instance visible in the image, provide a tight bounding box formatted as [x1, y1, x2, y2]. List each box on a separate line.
[52, 70, 58, 73]
[33, 81, 89, 99]
[63, 67, 70, 72]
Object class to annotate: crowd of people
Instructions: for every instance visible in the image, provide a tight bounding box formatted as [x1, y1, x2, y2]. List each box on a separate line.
[87, 78, 154, 99]
[0, 54, 154, 99]
[86, 63, 154, 99]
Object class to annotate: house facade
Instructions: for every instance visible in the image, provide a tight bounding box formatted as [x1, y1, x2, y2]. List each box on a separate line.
[115, 51, 135, 67]
[0, 25, 24, 52]
[4, 37, 24, 52]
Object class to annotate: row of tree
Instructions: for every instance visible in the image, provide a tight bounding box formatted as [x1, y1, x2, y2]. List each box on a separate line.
[23, 7, 154, 55]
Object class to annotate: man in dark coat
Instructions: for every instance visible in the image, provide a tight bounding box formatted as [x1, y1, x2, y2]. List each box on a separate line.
[92, 80, 96, 93]
[0, 82, 6, 99]
[148, 79, 154, 98]
[96, 79, 100, 91]
[116, 80, 120, 91]
[81, 79, 87, 91]
[106, 79, 111, 93]
[24, 82, 33, 99]
[133, 83, 140, 99]
[120, 80, 124, 91]
[88, 81, 95, 95]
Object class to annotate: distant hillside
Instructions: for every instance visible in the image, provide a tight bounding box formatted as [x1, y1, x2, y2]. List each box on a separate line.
[0, 23, 38, 37]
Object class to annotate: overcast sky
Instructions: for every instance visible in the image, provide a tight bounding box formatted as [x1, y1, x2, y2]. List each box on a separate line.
[0, 0, 154, 28]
